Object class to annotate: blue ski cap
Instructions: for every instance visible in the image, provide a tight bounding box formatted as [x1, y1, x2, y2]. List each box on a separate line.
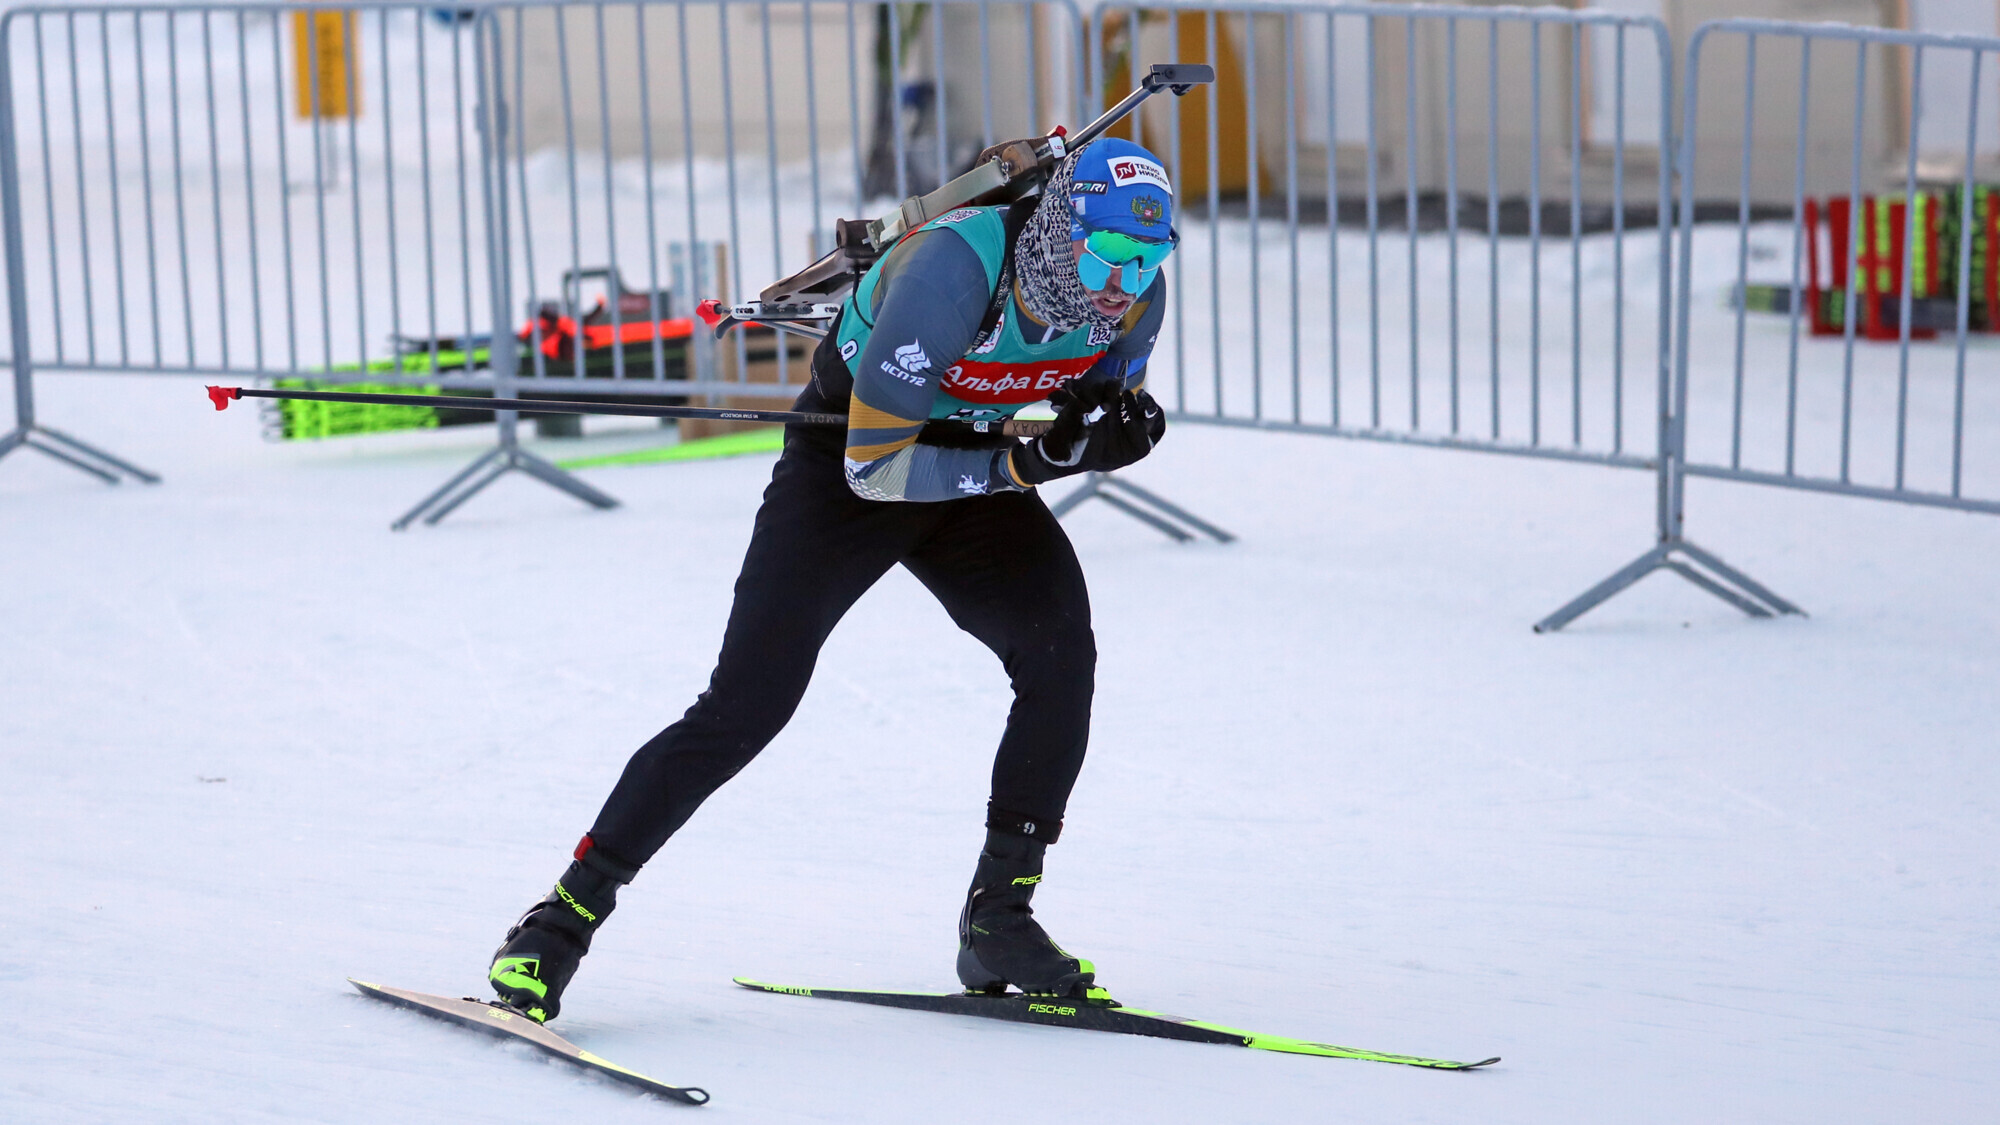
[1066, 137, 1174, 241]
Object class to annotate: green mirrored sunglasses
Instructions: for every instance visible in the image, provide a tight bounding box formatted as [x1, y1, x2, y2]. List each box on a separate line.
[1077, 229, 1178, 293]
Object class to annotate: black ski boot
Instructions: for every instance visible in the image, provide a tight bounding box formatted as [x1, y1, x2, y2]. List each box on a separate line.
[956, 829, 1098, 998]
[489, 836, 638, 1022]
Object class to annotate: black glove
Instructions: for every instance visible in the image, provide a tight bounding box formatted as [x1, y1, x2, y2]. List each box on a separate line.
[1011, 380, 1165, 486]
[1141, 390, 1166, 445]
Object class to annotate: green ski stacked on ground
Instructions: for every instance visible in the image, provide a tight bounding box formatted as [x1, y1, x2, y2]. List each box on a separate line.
[265, 344, 489, 440]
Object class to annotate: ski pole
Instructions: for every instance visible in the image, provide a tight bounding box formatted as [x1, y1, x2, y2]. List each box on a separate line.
[203, 385, 1053, 437]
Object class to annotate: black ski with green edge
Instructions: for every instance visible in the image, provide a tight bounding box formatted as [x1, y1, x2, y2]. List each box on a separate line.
[732, 978, 1498, 1071]
[349, 980, 710, 1106]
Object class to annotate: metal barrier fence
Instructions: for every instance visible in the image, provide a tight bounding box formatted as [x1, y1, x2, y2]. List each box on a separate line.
[1680, 20, 2000, 513]
[0, 5, 504, 381]
[1540, 18, 2000, 629]
[1, 3, 1996, 627]
[0, 2, 507, 486]
[0, 0, 1086, 518]
[1081, 2, 1676, 481]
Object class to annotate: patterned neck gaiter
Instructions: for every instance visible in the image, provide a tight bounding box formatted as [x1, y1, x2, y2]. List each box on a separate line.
[1012, 150, 1125, 342]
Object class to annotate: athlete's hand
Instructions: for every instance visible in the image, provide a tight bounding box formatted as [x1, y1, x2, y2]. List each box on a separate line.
[1083, 388, 1164, 472]
[1011, 387, 1163, 485]
[1040, 371, 1125, 459]
[1050, 370, 1127, 413]
[1017, 371, 1123, 478]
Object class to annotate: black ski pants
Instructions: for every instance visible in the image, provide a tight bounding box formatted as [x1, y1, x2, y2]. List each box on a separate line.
[587, 431, 1096, 866]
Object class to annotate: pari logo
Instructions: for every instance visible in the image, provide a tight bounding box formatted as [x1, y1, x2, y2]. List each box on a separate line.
[882, 339, 930, 386]
[1108, 156, 1171, 193]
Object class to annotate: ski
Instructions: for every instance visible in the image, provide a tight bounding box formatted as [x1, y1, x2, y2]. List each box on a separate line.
[349, 979, 710, 1106]
[733, 978, 1498, 1071]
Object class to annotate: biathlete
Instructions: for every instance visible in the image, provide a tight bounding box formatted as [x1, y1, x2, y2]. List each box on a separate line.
[488, 137, 1180, 1022]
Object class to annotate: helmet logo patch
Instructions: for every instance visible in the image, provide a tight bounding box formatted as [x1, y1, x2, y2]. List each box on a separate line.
[1108, 157, 1171, 193]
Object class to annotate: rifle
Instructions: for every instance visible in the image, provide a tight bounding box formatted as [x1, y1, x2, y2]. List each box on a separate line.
[697, 62, 1213, 340]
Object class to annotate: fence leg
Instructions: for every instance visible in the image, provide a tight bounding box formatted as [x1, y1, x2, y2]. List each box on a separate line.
[1050, 471, 1235, 544]
[512, 447, 619, 506]
[1535, 537, 1802, 632]
[1672, 540, 1803, 615]
[1, 370, 161, 485]
[390, 430, 618, 532]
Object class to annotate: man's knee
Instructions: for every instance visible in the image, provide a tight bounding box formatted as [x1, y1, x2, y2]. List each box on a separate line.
[1004, 616, 1094, 699]
[678, 670, 808, 750]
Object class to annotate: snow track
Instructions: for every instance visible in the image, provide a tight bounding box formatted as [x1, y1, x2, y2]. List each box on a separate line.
[3, 369, 1997, 1122]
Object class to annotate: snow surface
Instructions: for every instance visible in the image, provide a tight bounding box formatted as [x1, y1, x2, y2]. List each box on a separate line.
[5, 366, 1999, 1123]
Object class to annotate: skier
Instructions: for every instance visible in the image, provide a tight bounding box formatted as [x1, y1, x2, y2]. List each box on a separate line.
[488, 137, 1179, 1023]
